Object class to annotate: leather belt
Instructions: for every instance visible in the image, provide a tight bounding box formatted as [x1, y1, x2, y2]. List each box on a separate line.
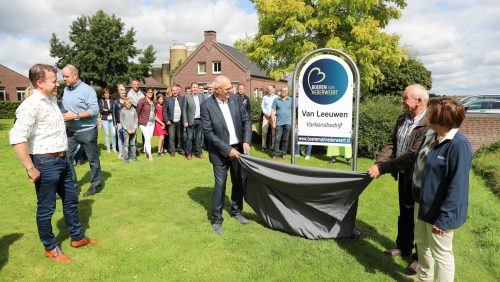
[36, 152, 66, 158]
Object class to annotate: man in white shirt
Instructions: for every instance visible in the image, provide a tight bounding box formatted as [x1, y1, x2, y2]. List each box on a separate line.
[261, 85, 278, 151]
[10, 64, 98, 262]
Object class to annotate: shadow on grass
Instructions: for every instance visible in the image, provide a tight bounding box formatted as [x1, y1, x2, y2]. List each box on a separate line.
[335, 219, 406, 280]
[0, 233, 23, 271]
[76, 170, 112, 192]
[55, 199, 95, 244]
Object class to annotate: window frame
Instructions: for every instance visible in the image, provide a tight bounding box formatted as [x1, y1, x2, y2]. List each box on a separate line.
[197, 62, 207, 75]
[212, 61, 221, 74]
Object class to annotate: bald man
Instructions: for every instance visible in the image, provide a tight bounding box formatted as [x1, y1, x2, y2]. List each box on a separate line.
[201, 75, 252, 235]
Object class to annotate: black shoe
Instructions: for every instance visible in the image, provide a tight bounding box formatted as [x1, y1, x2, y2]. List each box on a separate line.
[212, 223, 222, 235]
[232, 214, 249, 225]
[83, 187, 101, 197]
[328, 158, 337, 164]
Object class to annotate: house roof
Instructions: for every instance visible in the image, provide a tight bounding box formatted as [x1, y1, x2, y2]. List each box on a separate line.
[217, 43, 269, 79]
[140, 77, 168, 89]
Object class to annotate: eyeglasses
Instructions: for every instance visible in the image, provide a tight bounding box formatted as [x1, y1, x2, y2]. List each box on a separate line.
[218, 87, 232, 93]
[401, 95, 417, 102]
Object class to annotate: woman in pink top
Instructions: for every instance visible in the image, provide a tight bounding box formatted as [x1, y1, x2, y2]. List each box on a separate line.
[153, 94, 167, 156]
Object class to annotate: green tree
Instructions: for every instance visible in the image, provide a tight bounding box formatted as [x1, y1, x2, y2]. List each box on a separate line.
[234, 0, 408, 92]
[50, 10, 156, 88]
[369, 57, 432, 96]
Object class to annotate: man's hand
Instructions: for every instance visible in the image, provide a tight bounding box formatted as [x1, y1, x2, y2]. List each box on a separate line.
[167, 120, 171, 126]
[26, 167, 40, 183]
[271, 123, 276, 129]
[368, 164, 381, 179]
[228, 148, 240, 160]
[243, 143, 251, 155]
[432, 225, 445, 235]
[63, 112, 78, 121]
[184, 122, 188, 128]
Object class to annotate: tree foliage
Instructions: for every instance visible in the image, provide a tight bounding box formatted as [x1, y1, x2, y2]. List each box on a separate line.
[369, 56, 432, 96]
[50, 10, 156, 88]
[234, 0, 409, 92]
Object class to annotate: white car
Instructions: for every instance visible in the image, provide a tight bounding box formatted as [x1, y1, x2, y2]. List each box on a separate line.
[464, 100, 500, 114]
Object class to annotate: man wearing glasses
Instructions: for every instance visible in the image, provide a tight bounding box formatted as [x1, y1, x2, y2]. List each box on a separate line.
[201, 75, 252, 235]
[368, 84, 429, 275]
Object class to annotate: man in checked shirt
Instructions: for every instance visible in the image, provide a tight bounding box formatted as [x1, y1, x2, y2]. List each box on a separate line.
[10, 64, 99, 262]
[368, 84, 429, 275]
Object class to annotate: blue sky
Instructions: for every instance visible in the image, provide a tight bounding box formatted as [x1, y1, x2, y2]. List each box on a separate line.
[0, 0, 498, 96]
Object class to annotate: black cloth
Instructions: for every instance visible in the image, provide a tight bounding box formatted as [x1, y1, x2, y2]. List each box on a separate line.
[201, 94, 252, 224]
[239, 155, 372, 239]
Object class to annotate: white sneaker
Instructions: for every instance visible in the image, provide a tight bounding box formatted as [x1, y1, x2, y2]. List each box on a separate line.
[107, 149, 111, 153]
[118, 154, 123, 159]
[305, 155, 310, 160]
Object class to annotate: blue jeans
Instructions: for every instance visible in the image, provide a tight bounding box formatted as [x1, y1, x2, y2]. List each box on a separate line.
[32, 154, 84, 251]
[102, 119, 116, 151]
[68, 127, 102, 189]
[273, 124, 292, 156]
[186, 119, 203, 156]
[295, 132, 312, 156]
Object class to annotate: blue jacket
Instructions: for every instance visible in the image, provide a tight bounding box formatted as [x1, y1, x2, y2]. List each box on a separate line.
[416, 131, 472, 230]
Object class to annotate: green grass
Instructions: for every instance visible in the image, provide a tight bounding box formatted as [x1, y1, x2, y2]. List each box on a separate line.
[0, 119, 498, 281]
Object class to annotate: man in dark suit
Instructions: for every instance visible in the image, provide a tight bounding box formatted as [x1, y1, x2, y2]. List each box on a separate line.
[163, 84, 185, 156]
[201, 75, 252, 235]
[183, 82, 205, 160]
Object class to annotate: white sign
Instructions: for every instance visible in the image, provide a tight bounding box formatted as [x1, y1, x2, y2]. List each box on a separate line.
[297, 54, 354, 146]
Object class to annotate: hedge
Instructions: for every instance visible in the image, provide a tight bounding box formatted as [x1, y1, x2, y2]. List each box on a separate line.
[0, 102, 21, 119]
[472, 140, 500, 196]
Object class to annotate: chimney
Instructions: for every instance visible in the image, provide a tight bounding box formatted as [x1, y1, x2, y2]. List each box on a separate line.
[204, 30, 217, 42]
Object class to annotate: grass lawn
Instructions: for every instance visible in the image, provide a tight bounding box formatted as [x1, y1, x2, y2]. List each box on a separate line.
[0, 119, 498, 281]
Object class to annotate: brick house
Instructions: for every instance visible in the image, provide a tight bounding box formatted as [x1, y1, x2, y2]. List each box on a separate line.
[172, 31, 287, 99]
[0, 64, 30, 101]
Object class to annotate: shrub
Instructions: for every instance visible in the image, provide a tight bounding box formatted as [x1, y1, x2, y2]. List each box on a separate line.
[472, 140, 500, 196]
[358, 95, 401, 158]
[0, 101, 22, 119]
[250, 97, 262, 126]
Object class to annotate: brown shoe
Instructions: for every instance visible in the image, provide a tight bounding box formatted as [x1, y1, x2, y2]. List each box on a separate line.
[170, 153, 175, 157]
[384, 248, 402, 256]
[196, 154, 204, 159]
[45, 246, 71, 262]
[186, 155, 192, 160]
[406, 260, 419, 275]
[71, 236, 100, 248]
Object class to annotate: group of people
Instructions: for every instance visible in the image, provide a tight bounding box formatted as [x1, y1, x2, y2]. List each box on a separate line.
[10, 62, 471, 282]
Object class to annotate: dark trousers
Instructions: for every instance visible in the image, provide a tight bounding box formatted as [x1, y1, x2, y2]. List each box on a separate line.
[186, 119, 203, 156]
[168, 121, 184, 154]
[397, 173, 418, 260]
[32, 154, 84, 251]
[68, 127, 102, 189]
[123, 131, 137, 160]
[211, 146, 244, 224]
[273, 124, 292, 156]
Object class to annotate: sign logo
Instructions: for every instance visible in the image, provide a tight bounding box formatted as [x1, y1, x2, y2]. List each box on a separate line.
[302, 57, 349, 105]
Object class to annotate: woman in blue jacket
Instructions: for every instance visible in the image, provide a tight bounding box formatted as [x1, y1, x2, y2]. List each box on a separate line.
[411, 98, 472, 282]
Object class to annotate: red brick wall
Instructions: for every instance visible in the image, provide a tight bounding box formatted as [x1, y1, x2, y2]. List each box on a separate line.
[249, 77, 288, 100]
[460, 114, 500, 150]
[0, 65, 30, 101]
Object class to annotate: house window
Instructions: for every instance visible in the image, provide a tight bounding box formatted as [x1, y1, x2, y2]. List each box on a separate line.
[0, 89, 6, 101]
[17, 90, 25, 101]
[198, 62, 206, 75]
[212, 61, 221, 74]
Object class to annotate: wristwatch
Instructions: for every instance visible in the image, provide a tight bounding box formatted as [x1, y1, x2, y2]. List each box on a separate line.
[75, 113, 80, 120]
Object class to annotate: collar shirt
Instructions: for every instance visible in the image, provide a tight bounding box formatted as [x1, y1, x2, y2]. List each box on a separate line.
[127, 89, 144, 107]
[261, 94, 278, 115]
[10, 90, 68, 154]
[272, 96, 293, 125]
[194, 94, 201, 119]
[396, 109, 427, 157]
[62, 80, 99, 133]
[216, 96, 239, 145]
[173, 98, 181, 122]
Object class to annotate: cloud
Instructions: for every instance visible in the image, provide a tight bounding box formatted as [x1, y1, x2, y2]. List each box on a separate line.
[385, 0, 500, 95]
[0, 0, 257, 76]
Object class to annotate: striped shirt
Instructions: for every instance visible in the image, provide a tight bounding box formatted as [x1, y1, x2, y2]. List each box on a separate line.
[396, 109, 427, 157]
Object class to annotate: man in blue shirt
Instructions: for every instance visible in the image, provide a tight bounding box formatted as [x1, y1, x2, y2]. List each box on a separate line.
[271, 86, 292, 160]
[62, 64, 103, 197]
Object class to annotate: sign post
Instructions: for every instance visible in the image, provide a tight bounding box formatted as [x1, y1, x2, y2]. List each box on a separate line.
[291, 49, 361, 170]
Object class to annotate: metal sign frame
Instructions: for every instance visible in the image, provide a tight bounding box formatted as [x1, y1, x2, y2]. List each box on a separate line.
[291, 48, 361, 171]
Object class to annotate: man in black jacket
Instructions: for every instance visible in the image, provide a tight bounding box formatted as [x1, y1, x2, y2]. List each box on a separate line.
[163, 84, 185, 156]
[201, 75, 252, 235]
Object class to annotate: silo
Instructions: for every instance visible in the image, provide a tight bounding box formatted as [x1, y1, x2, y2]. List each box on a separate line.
[185, 42, 199, 57]
[170, 41, 188, 73]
